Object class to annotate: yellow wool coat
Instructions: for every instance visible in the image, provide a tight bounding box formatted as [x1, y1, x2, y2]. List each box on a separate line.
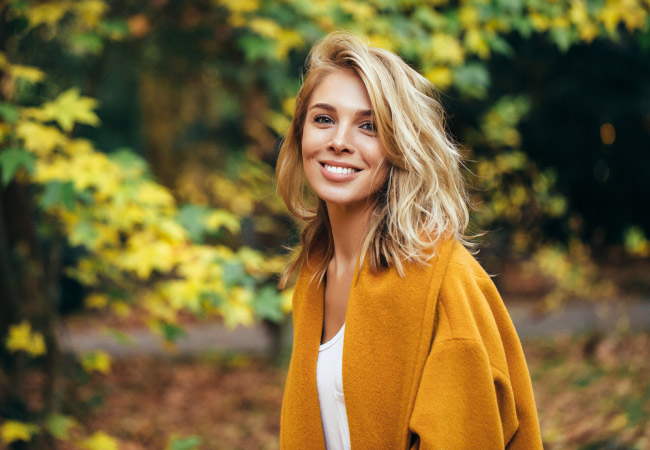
[280, 239, 543, 449]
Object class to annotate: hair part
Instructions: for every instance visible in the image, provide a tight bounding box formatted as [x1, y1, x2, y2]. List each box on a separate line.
[276, 31, 471, 288]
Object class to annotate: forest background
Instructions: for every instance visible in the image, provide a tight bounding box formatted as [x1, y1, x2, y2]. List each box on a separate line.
[1, 0, 650, 449]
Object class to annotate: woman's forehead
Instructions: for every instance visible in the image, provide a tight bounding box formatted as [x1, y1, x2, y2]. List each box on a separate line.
[308, 69, 373, 112]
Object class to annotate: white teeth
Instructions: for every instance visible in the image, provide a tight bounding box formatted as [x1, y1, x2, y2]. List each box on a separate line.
[323, 164, 357, 175]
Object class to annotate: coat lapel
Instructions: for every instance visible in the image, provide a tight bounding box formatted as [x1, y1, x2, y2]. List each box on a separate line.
[282, 239, 454, 449]
[343, 238, 453, 449]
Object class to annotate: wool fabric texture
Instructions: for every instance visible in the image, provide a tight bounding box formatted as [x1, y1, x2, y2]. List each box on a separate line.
[280, 239, 543, 449]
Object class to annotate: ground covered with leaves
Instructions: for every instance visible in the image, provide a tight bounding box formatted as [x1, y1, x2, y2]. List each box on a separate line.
[528, 332, 650, 449]
[67, 332, 650, 450]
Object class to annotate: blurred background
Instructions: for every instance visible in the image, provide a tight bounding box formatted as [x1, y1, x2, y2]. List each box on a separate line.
[1, 0, 649, 449]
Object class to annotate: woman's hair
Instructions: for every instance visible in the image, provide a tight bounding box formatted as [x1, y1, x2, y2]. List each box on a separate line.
[276, 31, 470, 288]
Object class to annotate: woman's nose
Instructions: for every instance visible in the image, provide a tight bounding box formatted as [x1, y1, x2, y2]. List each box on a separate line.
[329, 125, 354, 153]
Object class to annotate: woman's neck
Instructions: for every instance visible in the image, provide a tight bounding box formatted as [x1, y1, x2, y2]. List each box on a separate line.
[326, 201, 373, 273]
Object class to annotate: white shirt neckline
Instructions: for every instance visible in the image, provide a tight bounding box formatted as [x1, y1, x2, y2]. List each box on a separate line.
[319, 323, 346, 352]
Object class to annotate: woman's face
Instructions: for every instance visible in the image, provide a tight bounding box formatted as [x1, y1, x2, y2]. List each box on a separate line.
[301, 69, 388, 210]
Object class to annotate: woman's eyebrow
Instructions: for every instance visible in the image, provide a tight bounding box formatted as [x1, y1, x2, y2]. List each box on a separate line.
[309, 103, 374, 117]
[309, 103, 335, 112]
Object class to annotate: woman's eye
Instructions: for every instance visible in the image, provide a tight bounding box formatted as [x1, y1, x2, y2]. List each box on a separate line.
[361, 121, 377, 132]
[314, 115, 333, 124]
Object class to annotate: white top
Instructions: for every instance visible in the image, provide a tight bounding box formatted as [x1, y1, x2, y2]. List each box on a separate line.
[316, 324, 351, 450]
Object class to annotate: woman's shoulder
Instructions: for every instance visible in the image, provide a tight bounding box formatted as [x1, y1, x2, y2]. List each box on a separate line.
[445, 240, 492, 281]
[435, 240, 513, 344]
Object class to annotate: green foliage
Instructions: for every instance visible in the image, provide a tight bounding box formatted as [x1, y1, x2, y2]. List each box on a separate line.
[624, 226, 650, 257]
[157, 322, 188, 343]
[0, 147, 34, 186]
[168, 435, 203, 450]
[253, 284, 287, 323]
[40, 181, 75, 210]
[46, 414, 78, 440]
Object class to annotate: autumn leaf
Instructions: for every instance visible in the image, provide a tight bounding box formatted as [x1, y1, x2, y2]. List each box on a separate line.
[73, 0, 109, 28]
[205, 209, 241, 234]
[80, 351, 112, 374]
[85, 293, 109, 309]
[424, 66, 453, 90]
[281, 287, 294, 313]
[0, 420, 38, 444]
[79, 432, 119, 450]
[26, 88, 100, 132]
[24, 1, 70, 27]
[8, 64, 46, 83]
[16, 121, 68, 156]
[5, 320, 46, 356]
[429, 33, 465, 66]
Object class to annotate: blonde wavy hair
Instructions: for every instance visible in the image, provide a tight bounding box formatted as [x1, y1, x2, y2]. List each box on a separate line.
[276, 31, 470, 288]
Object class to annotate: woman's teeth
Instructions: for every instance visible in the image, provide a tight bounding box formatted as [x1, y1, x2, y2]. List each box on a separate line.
[323, 164, 358, 175]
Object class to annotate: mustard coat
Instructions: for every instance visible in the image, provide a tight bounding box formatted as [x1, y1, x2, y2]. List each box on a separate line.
[280, 239, 543, 449]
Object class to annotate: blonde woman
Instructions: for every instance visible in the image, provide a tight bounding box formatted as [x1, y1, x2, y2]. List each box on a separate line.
[276, 31, 543, 450]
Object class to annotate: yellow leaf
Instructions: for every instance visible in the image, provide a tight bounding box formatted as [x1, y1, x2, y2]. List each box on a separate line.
[459, 5, 480, 28]
[136, 181, 175, 207]
[429, 33, 465, 65]
[578, 22, 599, 42]
[266, 110, 291, 135]
[85, 293, 109, 310]
[67, 151, 116, 191]
[25, 2, 70, 27]
[340, 0, 376, 22]
[73, 0, 108, 28]
[80, 351, 112, 374]
[8, 64, 46, 83]
[367, 34, 396, 52]
[282, 96, 296, 116]
[569, 0, 590, 25]
[16, 121, 68, 156]
[205, 209, 241, 234]
[156, 219, 188, 244]
[464, 29, 490, 59]
[281, 287, 294, 314]
[111, 301, 131, 318]
[551, 16, 570, 29]
[144, 295, 178, 323]
[37, 88, 100, 132]
[1, 420, 38, 444]
[599, 3, 621, 32]
[122, 231, 177, 279]
[248, 18, 282, 39]
[224, 287, 255, 327]
[529, 12, 551, 31]
[218, 0, 260, 14]
[424, 66, 453, 90]
[66, 138, 95, 156]
[5, 320, 46, 356]
[275, 29, 304, 60]
[607, 413, 628, 431]
[79, 432, 119, 450]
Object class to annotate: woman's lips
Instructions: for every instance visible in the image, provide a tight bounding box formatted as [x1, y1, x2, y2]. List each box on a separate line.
[318, 161, 362, 181]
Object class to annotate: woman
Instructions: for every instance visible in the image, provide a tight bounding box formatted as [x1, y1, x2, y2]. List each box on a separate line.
[276, 31, 543, 450]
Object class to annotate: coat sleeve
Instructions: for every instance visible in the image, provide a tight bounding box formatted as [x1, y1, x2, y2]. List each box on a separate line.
[408, 251, 543, 449]
[408, 337, 518, 449]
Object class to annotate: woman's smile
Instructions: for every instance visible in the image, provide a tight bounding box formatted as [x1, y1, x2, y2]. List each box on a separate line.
[318, 160, 362, 181]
